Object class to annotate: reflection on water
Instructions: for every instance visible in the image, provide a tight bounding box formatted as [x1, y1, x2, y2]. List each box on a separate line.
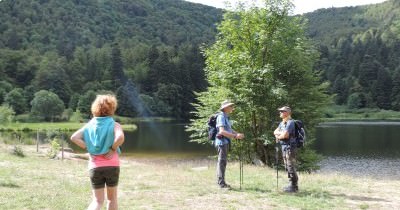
[120, 121, 214, 155]
[316, 121, 400, 157]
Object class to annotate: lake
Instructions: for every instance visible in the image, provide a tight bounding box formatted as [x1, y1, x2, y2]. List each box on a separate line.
[315, 121, 400, 157]
[3, 121, 399, 178]
[121, 121, 214, 156]
[2, 121, 400, 159]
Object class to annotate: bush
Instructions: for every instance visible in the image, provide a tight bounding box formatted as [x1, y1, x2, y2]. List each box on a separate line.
[61, 108, 74, 121]
[30, 90, 65, 121]
[297, 148, 323, 172]
[12, 146, 25, 157]
[14, 114, 35, 123]
[69, 111, 84, 122]
[47, 139, 61, 159]
[0, 105, 15, 124]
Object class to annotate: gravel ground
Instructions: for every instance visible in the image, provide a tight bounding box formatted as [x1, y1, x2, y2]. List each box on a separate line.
[318, 156, 400, 179]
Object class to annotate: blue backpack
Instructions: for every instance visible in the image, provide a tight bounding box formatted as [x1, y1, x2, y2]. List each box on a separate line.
[294, 120, 306, 148]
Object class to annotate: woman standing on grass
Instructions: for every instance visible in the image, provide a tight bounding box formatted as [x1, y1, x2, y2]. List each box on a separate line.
[71, 94, 124, 210]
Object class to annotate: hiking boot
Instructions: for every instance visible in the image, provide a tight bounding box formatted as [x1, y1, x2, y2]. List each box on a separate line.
[219, 183, 231, 189]
[283, 185, 298, 193]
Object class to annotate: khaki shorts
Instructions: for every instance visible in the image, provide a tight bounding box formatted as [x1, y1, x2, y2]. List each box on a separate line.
[89, 166, 120, 189]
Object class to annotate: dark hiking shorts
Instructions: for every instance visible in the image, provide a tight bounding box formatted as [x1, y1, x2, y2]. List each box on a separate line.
[89, 166, 120, 189]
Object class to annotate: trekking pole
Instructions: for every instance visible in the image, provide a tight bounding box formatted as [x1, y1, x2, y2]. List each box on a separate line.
[239, 139, 243, 190]
[275, 141, 279, 191]
[241, 140, 244, 188]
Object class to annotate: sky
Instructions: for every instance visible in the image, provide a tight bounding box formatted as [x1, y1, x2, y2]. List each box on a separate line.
[185, 0, 388, 14]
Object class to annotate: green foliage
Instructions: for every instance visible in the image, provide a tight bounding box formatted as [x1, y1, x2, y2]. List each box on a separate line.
[14, 113, 42, 123]
[188, 0, 330, 171]
[0, 105, 15, 124]
[322, 105, 400, 121]
[0, 0, 222, 50]
[12, 145, 25, 157]
[306, 0, 400, 110]
[30, 90, 65, 121]
[347, 93, 365, 109]
[391, 68, 400, 111]
[139, 94, 172, 117]
[155, 83, 184, 118]
[68, 110, 84, 122]
[0, 81, 13, 104]
[77, 90, 97, 119]
[61, 108, 74, 121]
[296, 147, 323, 172]
[0, 0, 222, 121]
[33, 52, 72, 105]
[4, 88, 26, 114]
[48, 139, 61, 159]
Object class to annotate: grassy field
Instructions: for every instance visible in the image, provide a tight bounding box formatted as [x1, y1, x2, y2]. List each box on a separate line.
[1, 143, 399, 210]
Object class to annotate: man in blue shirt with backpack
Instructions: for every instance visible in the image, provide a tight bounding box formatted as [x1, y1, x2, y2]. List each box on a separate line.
[274, 106, 299, 193]
[215, 100, 244, 189]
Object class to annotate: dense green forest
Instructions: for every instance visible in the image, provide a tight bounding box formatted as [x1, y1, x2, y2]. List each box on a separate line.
[1, 0, 399, 123]
[0, 0, 222, 121]
[305, 0, 400, 110]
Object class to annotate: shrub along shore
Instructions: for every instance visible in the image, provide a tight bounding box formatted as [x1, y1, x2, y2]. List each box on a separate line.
[0, 143, 399, 209]
[0, 121, 137, 132]
[321, 107, 400, 121]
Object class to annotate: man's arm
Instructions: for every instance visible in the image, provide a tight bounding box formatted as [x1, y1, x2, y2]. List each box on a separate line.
[274, 125, 289, 140]
[216, 114, 244, 139]
[219, 126, 242, 139]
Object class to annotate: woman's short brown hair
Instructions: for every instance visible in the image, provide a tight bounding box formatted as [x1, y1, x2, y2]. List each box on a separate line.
[91, 95, 118, 117]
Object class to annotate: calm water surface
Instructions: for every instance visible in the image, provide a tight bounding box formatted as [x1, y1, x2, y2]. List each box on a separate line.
[121, 121, 213, 155]
[315, 121, 400, 157]
[2, 121, 400, 159]
[3, 121, 399, 178]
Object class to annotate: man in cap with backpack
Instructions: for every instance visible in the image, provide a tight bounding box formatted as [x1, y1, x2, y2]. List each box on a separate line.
[273, 106, 299, 193]
[215, 100, 244, 189]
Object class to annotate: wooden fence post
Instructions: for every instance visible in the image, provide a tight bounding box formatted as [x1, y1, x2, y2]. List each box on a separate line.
[36, 129, 39, 153]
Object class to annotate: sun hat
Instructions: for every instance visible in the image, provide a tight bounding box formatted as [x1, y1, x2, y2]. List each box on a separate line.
[220, 100, 234, 111]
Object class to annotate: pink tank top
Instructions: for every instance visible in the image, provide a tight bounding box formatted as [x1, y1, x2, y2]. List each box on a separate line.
[88, 152, 120, 169]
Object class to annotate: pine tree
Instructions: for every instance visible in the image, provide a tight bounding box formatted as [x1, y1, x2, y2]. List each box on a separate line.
[375, 68, 392, 109]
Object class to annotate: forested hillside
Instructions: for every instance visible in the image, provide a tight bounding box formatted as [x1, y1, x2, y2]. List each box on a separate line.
[305, 0, 400, 110]
[1, 0, 399, 123]
[0, 0, 222, 121]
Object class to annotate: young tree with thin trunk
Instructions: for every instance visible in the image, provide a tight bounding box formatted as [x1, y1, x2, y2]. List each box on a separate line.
[188, 0, 330, 170]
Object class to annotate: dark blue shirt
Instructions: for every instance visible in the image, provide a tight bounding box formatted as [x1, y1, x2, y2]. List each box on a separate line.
[278, 119, 295, 145]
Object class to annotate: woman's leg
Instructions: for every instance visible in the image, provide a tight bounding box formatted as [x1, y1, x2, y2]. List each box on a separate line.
[87, 188, 105, 210]
[106, 186, 118, 210]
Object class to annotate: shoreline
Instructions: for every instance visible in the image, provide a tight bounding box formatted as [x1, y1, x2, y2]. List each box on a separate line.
[317, 156, 400, 180]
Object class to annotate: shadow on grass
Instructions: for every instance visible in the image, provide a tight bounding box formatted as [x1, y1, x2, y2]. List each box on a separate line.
[0, 182, 20, 188]
[230, 186, 273, 193]
[331, 193, 389, 202]
[278, 189, 389, 203]
[287, 189, 333, 199]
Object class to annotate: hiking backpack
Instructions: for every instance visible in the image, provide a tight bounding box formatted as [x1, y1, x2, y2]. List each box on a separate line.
[207, 113, 219, 141]
[294, 120, 306, 148]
